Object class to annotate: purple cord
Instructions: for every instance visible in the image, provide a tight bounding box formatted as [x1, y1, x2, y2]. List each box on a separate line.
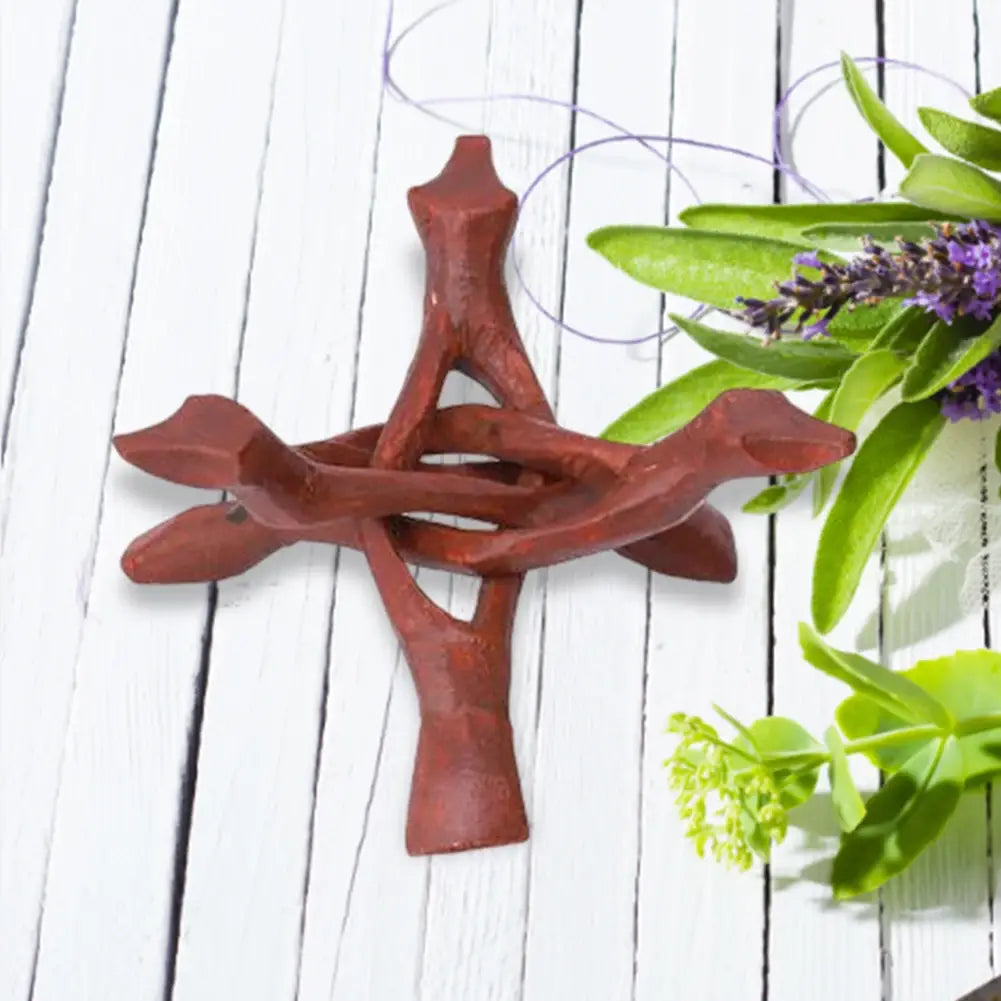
[381, 0, 969, 348]
[772, 57, 972, 199]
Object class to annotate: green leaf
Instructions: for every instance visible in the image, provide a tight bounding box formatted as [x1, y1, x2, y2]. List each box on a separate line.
[869, 305, 936, 352]
[971, 85, 1001, 125]
[841, 52, 928, 168]
[899, 153, 1001, 221]
[811, 399, 947, 633]
[831, 737, 963, 898]
[918, 107, 1001, 171]
[800, 220, 941, 252]
[824, 299, 905, 350]
[837, 650, 1001, 786]
[824, 726, 866, 832]
[743, 477, 810, 514]
[586, 226, 815, 309]
[600, 359, 803, 444]
[586, 224, 895, 342]
[671, 315, 857, 381]
[814, 350, 908, 513]
[798, 623, 953, 727]
[713, 703, 760, 750]
[678, 201, 949, 245]
[901, 314, 1001, 402]
[738, 717, 824, 809]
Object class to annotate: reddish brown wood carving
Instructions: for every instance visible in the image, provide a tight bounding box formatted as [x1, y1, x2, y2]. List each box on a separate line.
[115, 136, 854, 855]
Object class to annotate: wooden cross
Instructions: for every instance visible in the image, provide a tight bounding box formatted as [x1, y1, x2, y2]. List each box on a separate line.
[114, 136, 854, 855]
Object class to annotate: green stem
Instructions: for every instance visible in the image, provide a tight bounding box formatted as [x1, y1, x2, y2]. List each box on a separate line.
[955, 712, 1001, 736]
[722, 711, 1001, 776]
[842, 723, 941, 755]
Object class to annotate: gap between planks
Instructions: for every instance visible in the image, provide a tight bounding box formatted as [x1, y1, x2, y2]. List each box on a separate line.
[1, 0, 80, 462]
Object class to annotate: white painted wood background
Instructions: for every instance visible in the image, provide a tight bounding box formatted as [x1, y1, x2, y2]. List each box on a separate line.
[1, 0, 998, 998]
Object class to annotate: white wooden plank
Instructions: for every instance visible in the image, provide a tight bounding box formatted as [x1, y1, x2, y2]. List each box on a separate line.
[983, 1, 1001, 973]
[0, 1, 175, 997]
[880, 7, 994, 998]
[0, 0, 76, 446]
[163, 3, 387, 1000]
[22, 1, 285, 998]
[517, 0, 662, 991]
[417, 1, 581, 998]
[294, 2, 497, 998]
[632, 3, 776, 998]
[1, 3, 992, 997]
[769, 5, 885, 1001]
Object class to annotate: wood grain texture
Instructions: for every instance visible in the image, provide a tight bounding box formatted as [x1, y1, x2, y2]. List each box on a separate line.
[635, 2, 774, 999]
[0, 1, 176, 996]
[769, 4, 884, 1001]
[515, 0, 657, 998]
[0, 0, 77, 449]
[1, 2, 994, 1000]
[165, 3, 388, 1000]
[16, 0, 286, 998]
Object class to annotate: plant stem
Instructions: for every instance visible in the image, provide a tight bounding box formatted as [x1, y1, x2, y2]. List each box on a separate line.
[842, 724, 942, 755]
[756, 714, 1001, 772]
[955, 712, 1001, 735]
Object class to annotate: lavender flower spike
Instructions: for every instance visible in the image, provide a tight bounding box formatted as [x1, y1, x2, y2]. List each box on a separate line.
[735, 220, 1001, 422]
[735, 220, 1001, 342]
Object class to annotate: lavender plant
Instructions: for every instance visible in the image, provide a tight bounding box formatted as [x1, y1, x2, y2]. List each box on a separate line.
[592, 55, 1001, 635]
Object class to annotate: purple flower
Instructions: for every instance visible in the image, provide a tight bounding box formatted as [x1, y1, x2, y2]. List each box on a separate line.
[971, 243, 995, 269]
[802, 316, 831, 339]
[932, 300, 956, 322]
[941, 350, 1001, 422]
[902, 290, 938, 309]
[967, 298, 996, 321]
[793, 251, 823, 269]
[948, 241, 971, 265]
[973, 270, 1000, 298]
[734, 219, 1000, 345]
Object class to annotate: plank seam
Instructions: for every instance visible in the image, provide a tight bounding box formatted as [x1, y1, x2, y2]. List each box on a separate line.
[761, 3, 786, 997]
[291, 21, 391, 995]
[232, 0, 288, 400]
[877, 534, 891, 1001]
[160, 2, 289, 992]
[975, 14, 997, 973]
[163, 584, 217, 1001]
[21, 3, 181, 995]
[874, 6, 890, 999]
[518, 0, 586, 993]
[81, 0, 182, 621]
[631, 2, 680, 996]
[289, 546, 341, 1001]
[1, 0, 81, 462]
[414, 860, 432, 999]
[326, 667, 400, 998]
[973, 0, 982, 95]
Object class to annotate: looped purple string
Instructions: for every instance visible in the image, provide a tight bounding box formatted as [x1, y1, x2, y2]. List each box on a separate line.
[382, 0, 969, 347]
[774, 57, 972, 199]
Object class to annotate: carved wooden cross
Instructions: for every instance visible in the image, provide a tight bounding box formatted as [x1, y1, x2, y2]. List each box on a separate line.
[114, 136, 854, 855]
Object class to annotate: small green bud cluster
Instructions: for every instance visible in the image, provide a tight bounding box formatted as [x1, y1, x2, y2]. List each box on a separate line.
[665, 713, 789, 870]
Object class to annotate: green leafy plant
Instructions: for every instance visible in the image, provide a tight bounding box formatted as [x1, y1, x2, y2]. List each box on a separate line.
[593, 56, 1001, 634]
[665, 627, 1001, 897]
